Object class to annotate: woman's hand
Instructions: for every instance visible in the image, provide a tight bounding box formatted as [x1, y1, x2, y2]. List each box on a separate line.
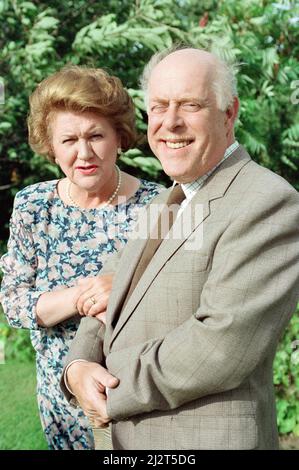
[94, 311, 107, 324]
[75, 274, 114, 320]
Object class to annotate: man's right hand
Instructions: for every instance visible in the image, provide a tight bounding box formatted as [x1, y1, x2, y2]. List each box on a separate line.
[66, 361, 119, 427]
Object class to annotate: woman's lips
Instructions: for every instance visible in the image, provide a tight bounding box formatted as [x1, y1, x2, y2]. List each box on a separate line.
[76, 165, 98, 175]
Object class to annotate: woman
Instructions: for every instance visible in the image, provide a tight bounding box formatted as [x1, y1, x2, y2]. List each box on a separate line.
[0, 66, 163, 450]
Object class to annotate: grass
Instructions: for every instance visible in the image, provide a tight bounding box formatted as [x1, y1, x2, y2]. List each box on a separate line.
[0, 358, 48, 450]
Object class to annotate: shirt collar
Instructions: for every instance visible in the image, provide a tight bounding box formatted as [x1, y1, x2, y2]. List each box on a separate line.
[172, 141, 239, 200]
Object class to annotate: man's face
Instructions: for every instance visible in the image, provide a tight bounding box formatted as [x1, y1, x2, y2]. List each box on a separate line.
[147, 50, 237, 183]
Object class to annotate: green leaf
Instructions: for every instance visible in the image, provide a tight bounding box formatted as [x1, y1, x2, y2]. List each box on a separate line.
[281, 155, 298, 171]
[0, 122, 12, 132]
[35, 16, 59, 30]
[279, 417, 296, 434]
[21, 2, 38, 13]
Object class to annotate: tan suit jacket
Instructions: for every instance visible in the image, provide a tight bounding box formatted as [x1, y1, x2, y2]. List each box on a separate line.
[62, 146, 299, 449]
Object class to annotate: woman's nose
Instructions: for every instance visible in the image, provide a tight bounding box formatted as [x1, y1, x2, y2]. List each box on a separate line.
[77, 139, 93, 160]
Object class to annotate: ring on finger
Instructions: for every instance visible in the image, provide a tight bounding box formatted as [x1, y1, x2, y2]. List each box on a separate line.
[89, 296, 96, 305]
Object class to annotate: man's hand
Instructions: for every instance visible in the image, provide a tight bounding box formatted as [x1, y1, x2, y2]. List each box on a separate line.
[76, 274, 114, 318]
[66, 361, 119, 427]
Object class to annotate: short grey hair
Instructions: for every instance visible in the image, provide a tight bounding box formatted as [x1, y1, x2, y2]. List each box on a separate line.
[140, 44, 238, 112]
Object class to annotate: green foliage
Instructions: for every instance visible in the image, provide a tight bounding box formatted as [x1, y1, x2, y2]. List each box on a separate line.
[1, 0, 298, 202]
[274, 306, 299, 436]
[0, 309, 35, 362]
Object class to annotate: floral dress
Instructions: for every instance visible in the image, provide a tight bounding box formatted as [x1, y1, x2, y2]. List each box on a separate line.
[0, 178, 163, 450]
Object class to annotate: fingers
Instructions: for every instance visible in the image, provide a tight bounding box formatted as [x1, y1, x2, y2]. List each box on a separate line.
[77, 291, 108, 316]
[79, 394, 111, 427]
[75, 275, 113, 316]
[76, 289, 94, 315]
[67, 361, 119, 394]
[93, 365, 119, 389]
[89, 415, 110, 428]
[76, 289, 96, 315]
[86, 405, 111, 427]
[90, 418, 110, 428]
[76, 364, 118, 425]
[87, 293, 109, 317]
[95, 311, 106, 324]
[67, 362, 119, 425]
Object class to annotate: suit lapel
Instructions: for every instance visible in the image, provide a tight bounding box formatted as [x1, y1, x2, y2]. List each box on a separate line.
[105, 191, 169, 339]
[108, 146, 252, 347]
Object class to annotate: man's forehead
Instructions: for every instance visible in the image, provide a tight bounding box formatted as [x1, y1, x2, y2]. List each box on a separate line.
[148, 67, 213, 101]
[149, 54, 214, 90]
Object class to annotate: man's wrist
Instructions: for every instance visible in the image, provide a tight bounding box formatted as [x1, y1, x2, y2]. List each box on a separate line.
[64, 359, 89, 395]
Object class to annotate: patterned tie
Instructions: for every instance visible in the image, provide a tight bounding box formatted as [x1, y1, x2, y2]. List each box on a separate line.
[123, 184, 186, 306]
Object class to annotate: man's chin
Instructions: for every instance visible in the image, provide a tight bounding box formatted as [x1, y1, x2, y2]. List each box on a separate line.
[164, 169, 196, 184]
[166, 175, 191, 184]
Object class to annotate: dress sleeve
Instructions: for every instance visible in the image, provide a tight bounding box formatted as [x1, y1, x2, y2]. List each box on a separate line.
[0, 197, 44, 330]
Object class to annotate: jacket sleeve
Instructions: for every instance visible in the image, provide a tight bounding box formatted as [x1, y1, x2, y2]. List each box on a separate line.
[60, 316, 106, 402]
[105, 185, 299, 420]
[59, 248, 123, 402]
[0, 197, 45, 330]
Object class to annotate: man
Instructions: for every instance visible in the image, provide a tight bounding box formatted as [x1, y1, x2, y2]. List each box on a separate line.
[61, 47, 299, 449]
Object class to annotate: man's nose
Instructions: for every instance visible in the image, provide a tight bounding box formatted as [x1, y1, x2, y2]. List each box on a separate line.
[77, 139, 93, 160]
[163, 106, 184, 130]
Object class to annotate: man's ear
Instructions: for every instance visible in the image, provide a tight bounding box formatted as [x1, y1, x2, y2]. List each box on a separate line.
[225, 96, 239, 136]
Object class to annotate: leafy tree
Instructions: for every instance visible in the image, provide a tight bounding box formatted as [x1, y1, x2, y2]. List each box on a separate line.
[0, 0, 298, 438]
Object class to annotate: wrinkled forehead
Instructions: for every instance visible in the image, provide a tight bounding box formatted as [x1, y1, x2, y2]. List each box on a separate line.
[148, 53, 216, 102]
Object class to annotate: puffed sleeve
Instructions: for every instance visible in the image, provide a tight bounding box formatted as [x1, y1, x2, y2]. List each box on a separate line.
[0, 196, 45, 330]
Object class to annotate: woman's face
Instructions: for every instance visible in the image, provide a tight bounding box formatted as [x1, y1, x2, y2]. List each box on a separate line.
[50, 110, 120, 193]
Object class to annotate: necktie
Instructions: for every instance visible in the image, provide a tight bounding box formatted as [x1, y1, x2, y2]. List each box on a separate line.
[123, 184, 186, 306]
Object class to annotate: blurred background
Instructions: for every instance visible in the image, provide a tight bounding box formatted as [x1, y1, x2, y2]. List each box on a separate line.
[0, 0, 298, 450]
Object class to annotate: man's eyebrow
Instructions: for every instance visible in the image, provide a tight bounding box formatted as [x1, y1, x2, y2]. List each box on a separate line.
[150, 97, 209, 105]
[150, 98, 169, 104]
[180, 97, 208, 105]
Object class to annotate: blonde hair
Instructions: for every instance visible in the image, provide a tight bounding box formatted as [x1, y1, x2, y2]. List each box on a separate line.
[28, 66, 137, 162]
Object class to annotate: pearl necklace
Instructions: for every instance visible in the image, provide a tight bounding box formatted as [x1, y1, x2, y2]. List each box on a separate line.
[67, 165, 122, 209]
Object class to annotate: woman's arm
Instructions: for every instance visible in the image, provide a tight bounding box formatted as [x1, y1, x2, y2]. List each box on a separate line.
[0, 195, 113, 330]
[35, 285, 81, 327]
[0, 199, 83, 329]
[36, 274, 114, 327]
[0, 202, 44, 330]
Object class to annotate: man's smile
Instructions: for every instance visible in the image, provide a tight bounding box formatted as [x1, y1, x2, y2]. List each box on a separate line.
[160, 137, 194, 149]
